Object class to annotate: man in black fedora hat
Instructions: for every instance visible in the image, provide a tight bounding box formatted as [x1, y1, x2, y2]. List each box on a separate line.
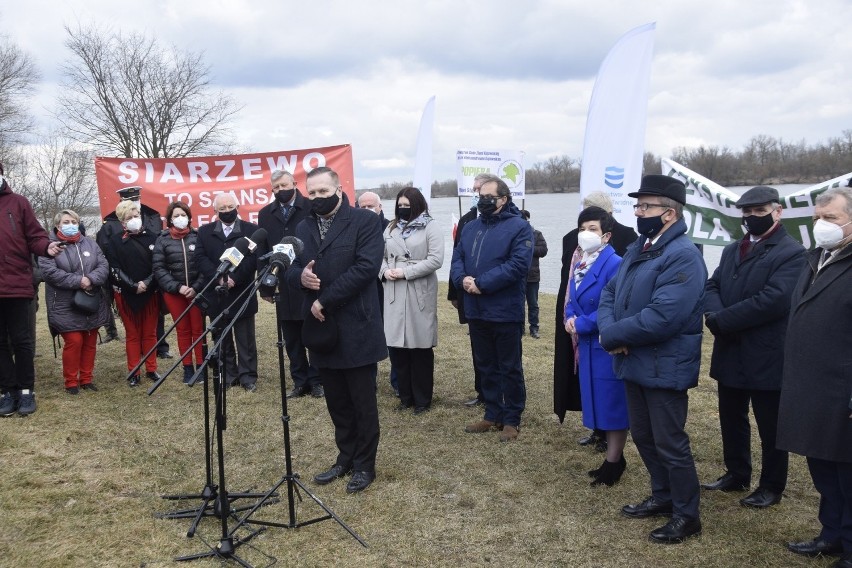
[598, 174, 707, 543]
[97, 186, 171, 356]
[702, 186, 805, 509]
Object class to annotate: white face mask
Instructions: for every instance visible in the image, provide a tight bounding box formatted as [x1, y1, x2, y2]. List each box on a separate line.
[125, 217, 143, 232]
[813, 218, 852, 250]
[172, 216, 189, 229]
[577, 230, 603, 253]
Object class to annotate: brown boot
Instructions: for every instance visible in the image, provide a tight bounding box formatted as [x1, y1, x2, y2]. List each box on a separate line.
[499, 425, 519, 442]
[465, 419, 500, 433]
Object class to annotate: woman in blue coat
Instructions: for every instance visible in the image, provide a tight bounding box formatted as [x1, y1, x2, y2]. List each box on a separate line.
[565, 207, 628, 486]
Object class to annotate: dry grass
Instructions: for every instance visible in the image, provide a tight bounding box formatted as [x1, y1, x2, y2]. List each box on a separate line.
[0, 284, 834, 567]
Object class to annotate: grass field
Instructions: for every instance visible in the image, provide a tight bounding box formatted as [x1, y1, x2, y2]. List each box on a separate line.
[0, 284, 834, 567]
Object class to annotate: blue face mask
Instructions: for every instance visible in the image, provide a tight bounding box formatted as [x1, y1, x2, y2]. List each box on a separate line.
[470, 194, 480, 210]
[60, 224, 79, 237]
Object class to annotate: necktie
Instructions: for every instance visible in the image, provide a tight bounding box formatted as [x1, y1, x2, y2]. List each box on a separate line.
[641, 242, 651, 252]
[223, 225, 232, 238]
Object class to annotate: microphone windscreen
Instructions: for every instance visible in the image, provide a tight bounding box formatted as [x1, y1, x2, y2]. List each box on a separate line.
[280, 236, 305, 255]
[234, 237, 251, 255]
[249, 228, 268, 250]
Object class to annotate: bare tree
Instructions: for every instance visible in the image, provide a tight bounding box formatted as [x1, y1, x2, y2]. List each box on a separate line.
[56, 24, 242, 158]
[0, 36, 40, 151]
[16, 132, 98, 230]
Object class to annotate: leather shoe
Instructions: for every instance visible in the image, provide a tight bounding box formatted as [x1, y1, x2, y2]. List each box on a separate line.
[621, 496, 673, 519]
[310, 384, 324, 398]
[346, 471, 375, 493]
[786, 537, 843, 557]
[740, 487, 782, 509]
[313, 464, 352, 485]
[157, 351, 174, 359]
[701, 472, 749, 492]
[287, 386, 309, 398]
[463, 396, 483, 407]
[146, 371, 162, 382]
[649, 517, 702, 544]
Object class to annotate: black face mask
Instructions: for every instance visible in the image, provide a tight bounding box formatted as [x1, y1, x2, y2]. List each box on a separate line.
[311, 192, 340, 216]
[743, 212, 774, 236]
[636, 211, 668, 238]
[397, 207, 412, 221]
[275, 189, 295, 204]
[218, 209, 238, 224]
[477, 196, 499, 217]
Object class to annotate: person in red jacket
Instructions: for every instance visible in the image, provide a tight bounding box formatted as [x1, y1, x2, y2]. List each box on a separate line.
[0, 163, 64, 417]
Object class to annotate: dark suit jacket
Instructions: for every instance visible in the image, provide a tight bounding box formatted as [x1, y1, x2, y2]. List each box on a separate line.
[258, 192, 312, 320]
[287, 196, 388, 369]
[194, 218, 260, 321]
[447, 207, 477, 323]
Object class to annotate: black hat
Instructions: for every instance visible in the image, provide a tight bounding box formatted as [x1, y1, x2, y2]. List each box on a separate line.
[628, 175, 687, 205]
[116, 186, 142, 200]
[736, 186, 779, 209]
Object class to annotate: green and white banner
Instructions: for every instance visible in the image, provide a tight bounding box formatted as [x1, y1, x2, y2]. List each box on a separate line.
[456, 148, 525, 198]
[662, 158, 852, 249]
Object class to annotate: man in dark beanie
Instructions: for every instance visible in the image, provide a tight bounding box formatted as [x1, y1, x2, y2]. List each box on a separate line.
[0, 163, 65, 417]
[598, 174, 706, 543]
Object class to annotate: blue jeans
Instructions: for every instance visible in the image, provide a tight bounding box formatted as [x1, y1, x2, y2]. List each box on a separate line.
[525, 281, 540, 330]
[468, 319, 526, 427]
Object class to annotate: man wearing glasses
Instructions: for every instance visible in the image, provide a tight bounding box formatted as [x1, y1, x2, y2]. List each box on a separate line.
[598, 175, 706, 544]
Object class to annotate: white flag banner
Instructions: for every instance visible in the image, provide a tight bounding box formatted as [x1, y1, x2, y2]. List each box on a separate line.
[456, 148, 525, 198]
[662, 157, 852, 249]
[413, 95, 436, 203]
[580, 22, 656, 228]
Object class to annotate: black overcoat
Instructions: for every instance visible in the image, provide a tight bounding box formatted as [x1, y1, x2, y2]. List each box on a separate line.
[704, 226, 806, 390]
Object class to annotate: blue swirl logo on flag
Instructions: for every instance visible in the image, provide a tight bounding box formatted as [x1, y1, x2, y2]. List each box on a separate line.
[605, 166, 625, 189]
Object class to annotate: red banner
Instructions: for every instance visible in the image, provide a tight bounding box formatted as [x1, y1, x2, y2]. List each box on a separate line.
[94, 144, 355, 225]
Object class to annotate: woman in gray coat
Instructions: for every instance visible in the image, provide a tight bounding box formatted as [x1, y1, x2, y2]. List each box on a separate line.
[381, 187, 444, 414]
[39, 210, 110, 394]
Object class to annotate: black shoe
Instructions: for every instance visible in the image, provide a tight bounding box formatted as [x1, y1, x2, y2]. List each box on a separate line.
[65, 387, 80, 395]
[0, 392, 19, 416]
[146, 371, 162, 382]
[701, 472, 749, 492]
[649, 517, 702, 544]
[591, 455, 627, 487]
[157, 351, 174, 359]
[622, 496, 673, 519]
[314, 464, 352, 485]
[530, 327, 540, 339]
[786, 538, 843, 557]
[243, 383, 257, 393]
[287, 386, 309, 399]
[578, 431, 602, 446]
[310, 384, 324, 398]
[99, 334, 115, 345]
[413, 406, 430, 415]
[81, 383, 98, 392]
[740, 487, 782, 509]
[395, 402, 413, 412]
[18, 392, 36, 416]
[593, 438, 608, 453]
[346, 471, 376, 493]
[128, 375, 140, 387]
[463, 396, 483, 407]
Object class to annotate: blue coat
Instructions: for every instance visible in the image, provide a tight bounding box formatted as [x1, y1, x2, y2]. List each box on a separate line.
[565, 245, 627, 430]
[598, 218, 706, 391]
[286, 196, 388, 369]
[449, 202, 533, 323]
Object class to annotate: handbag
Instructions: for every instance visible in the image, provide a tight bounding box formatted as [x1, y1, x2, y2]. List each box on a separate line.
[72, 289, 100, 314]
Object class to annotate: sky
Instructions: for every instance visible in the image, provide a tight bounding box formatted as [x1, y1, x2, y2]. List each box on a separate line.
[4, 0, 852, 189]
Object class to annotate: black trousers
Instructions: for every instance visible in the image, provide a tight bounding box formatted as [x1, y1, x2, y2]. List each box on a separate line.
[0, 298, 36, 392]
[469, 332, 482, 399]
[808, 457, 852, 552]
[625, 381, 700, 521]
[212, 315, 257, 387]
[389, 347, 434, 408]
[319, 364, 380, 473]
[280, 319, 319, 389]
[717, 384, 788, 492]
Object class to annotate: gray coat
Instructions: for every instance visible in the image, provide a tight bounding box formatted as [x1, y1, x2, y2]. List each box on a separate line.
[777, 245, 852, 463]
[39, 235, 111, 334]
[381, 218, 444, 348]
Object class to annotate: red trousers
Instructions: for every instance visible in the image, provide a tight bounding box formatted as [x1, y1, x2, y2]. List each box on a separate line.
[161, 292, 206, 366]
[114, 292, 159, 373]
[61, 329, 99, 388]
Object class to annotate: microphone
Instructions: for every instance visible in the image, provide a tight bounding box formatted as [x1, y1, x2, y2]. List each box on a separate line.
[260, 236, 304, 288]
[245, 228, 267, 254]
[214, 237, 251, 279]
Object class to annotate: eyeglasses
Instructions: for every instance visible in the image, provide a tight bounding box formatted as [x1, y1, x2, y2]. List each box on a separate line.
[632, 203, 669, 212]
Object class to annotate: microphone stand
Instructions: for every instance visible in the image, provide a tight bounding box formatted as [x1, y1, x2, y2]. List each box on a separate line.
[152, 269, 273, 538]
[223, 265, 368, 549]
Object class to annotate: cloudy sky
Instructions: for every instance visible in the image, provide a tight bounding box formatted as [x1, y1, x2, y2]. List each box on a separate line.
[4, 0, 851, 188]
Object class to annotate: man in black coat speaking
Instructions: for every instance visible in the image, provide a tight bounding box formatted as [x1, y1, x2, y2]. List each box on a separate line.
[702, 186, 805, 509]
[287, 166, 387, 494]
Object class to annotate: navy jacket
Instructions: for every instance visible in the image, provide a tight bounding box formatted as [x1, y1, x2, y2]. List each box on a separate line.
[598, 218, 706, 391]
[450, 202, 533, 323]
[705, 225, 805, 390]
[286, 195, 387, 369]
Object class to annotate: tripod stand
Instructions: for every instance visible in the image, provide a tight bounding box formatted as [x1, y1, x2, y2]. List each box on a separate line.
[224, 289, 367, 548]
